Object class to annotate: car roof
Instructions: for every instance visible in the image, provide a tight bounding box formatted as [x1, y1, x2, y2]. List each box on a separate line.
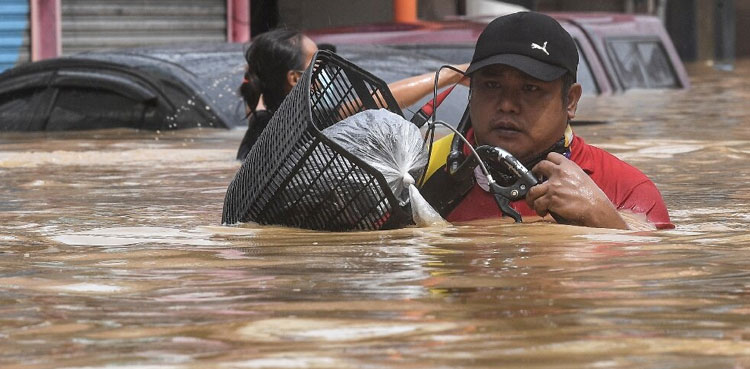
[73, 43, 244, 86]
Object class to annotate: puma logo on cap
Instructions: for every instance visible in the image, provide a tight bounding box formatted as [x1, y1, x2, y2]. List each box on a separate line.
[531, 41, 549, 55]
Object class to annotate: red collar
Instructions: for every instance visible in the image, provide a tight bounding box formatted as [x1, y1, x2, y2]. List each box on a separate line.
[569, 135, 595, 174]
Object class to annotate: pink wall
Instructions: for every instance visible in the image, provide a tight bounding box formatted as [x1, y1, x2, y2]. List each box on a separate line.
[30, 0, 61, 60]
[228, 0, 251, 43]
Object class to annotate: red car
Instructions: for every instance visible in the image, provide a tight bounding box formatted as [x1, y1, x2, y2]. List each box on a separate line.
[309, 12, 690, 96]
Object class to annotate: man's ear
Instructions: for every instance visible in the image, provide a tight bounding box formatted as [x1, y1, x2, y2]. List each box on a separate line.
[566, 83, 583, 121]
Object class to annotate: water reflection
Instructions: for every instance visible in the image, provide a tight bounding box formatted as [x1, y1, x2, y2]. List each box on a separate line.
[1, 61, 750, 368]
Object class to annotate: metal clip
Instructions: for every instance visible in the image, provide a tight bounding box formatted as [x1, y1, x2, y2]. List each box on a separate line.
[475, 145, 538, 223]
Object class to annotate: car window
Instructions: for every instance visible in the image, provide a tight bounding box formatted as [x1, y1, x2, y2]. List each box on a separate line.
[0, 88, 48, 131]
[160, 80, 227, 129]
[46, 87, 150, 131]
[606, 38, 679, 89]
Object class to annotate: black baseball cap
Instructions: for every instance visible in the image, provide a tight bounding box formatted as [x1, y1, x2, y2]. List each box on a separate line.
[466, 12, 578, 81]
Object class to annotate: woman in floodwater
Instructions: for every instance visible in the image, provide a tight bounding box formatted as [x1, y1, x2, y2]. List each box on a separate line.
[236, 29, 315, 160]
[236, 28, 467, 160]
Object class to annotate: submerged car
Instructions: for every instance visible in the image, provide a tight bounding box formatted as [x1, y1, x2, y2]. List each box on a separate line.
[309, 12, 690, 96]
[0, 43, 248, 131]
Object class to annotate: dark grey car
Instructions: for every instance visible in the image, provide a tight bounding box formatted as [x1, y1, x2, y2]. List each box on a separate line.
[0, 43, 248, 131]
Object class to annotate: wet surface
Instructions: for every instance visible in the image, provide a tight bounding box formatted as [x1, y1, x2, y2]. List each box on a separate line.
[1, 60, 750, 368]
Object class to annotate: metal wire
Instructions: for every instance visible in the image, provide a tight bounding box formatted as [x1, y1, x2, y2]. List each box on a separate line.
[419, 65, 496, 187]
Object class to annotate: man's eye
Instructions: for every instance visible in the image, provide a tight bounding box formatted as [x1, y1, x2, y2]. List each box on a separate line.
[484, 81, 500, 88]
[523, 84, 539, 92]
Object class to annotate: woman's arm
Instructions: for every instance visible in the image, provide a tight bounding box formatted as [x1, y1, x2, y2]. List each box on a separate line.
[387, 63, 469, 109]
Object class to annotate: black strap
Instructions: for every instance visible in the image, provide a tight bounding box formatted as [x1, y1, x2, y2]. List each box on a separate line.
[420, 163, 475, 218]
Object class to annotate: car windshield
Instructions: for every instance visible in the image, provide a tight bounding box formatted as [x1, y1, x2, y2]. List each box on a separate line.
[606, 38, 680, 89]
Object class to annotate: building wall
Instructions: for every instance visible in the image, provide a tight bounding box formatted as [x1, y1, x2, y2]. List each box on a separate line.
[0, 0, 30, 72]
[276, 0, 458, 31]
[737, 0, 750, 57]
[665, 0, 698, 62]
[277, 0, 393, 31]
[417, 0, 458, 21]
[61, 0, 228, 55]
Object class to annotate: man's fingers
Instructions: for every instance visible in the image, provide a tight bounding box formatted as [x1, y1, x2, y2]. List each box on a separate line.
[526, 182, 550, 217]
[530, 192, 551, 217]
[531, 159, 556, 178]
[545, 151, 567, 164]
[531, 152, 571, 178]
[526, 181, 545, 201]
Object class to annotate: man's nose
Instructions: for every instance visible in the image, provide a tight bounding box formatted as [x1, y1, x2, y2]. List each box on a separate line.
[496, 90, 520, 114]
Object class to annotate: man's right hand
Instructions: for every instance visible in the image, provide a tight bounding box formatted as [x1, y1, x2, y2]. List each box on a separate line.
[525, 152, 628, 229]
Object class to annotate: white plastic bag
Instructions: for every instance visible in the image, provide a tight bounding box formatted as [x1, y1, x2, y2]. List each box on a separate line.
[408, 183, 449, 227]
[324, 109, 448, 227]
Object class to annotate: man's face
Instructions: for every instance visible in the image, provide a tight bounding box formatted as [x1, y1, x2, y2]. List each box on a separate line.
[469, 64, 579, 162]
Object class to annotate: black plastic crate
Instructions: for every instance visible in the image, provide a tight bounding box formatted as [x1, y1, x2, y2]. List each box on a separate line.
[222, 51, 412, 231]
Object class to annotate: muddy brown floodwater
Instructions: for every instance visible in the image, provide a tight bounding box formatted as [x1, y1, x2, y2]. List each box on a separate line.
[1, 60, 749, 369]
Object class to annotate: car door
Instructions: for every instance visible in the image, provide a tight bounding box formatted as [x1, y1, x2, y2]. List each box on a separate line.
[0, 71, 56, 131]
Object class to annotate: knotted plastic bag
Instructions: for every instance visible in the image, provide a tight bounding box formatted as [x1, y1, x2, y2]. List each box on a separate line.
[323, 109, 448, 227]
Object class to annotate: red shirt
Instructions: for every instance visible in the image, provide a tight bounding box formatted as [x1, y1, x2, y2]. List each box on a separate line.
[447, 135, 674, 229]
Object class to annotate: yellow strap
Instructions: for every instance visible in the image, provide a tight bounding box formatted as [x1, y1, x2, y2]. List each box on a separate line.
[422, 133, 455, 185]
[564, 124, 574, 147]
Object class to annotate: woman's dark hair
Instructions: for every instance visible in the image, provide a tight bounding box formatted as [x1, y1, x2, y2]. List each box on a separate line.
[240, 29, 307, 114]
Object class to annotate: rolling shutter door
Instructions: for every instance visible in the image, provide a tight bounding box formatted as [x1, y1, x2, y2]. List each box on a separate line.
[61, 0, 227, 55]
[0, 0, 30, 72]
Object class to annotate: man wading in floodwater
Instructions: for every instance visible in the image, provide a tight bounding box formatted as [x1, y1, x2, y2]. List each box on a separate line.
[420, 12, 673, 230]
